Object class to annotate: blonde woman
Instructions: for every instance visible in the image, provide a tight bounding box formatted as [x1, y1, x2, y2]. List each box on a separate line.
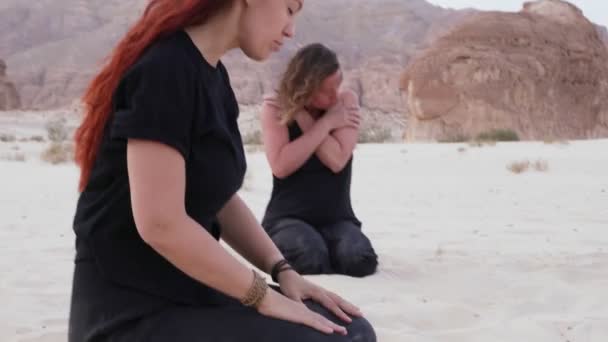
[260, 43, 378, 278]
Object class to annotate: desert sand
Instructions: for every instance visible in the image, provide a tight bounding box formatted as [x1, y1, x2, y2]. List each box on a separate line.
[1, 117, 607, 341]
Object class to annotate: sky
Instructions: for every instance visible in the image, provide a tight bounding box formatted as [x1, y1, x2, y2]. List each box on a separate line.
[427, 0, 608, 27]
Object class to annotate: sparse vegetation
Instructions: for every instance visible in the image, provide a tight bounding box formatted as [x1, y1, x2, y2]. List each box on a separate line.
[29, 135, 45, 143]
[507, 159, 549, 174]
[476, 129, 519, 142]
[41, 142, 74, 164]
[0, 151, 26, 162]
[0, 133, 17, 143]
[358, 125, 393, 143]
[438, 134, 470, 143]
[245, 145, 264, 154]
[242, 130, 262, 146]
[468, 139, 496, 148]
[441, 129, 518, 147]
[507, 160, 530, 174]
[543, 138, 569, 146]
[45, 117, 69, 143]
[533, 159, 549, 172]
[40, 118, 74, 164]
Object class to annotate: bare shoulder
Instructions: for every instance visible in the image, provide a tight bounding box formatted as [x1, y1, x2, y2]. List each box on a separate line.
[260, 93, 282, 120]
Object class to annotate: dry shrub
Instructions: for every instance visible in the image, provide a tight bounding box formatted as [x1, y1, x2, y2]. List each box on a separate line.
[30, 135, 45, 143]
[533, 159, 549, 172]
[469, 139, 496, 148]
[507, 159, 550, 174]
[439, 134, 470, 143]
[45, 118, 69, 143]
[41, 142, 74, 164]
[358, 125, 393, 143]
[245, 145, 264, 154]
[476, 129, 519, 142]
[442, 128, 519, 146]
[0, 133, 17, 143]
[507, 160, 531, 174]
[242, 130, 262, 146]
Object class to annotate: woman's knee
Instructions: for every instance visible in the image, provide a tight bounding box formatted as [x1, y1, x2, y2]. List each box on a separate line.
[332, 241, 378, 277]
[346, 316, 377, 342]
[292, 242, 332, 274]
[333, 233, 378, 277]
[296, 321, 376, 342]
[304, 300, 377, 342]
[269, 219, 332, 274]
[337, 252, 378, 277]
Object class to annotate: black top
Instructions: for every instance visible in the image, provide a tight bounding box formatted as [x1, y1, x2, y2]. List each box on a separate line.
[72, 30, 246, 306]
[261, 123, 361, 229]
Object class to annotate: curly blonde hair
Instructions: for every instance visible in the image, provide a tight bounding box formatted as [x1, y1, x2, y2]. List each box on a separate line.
[276, 43, 339, 124]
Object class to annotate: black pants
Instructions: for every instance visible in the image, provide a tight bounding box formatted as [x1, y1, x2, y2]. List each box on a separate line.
[69, 261, 376, 342]
[109, 299, 376, 342]
[265, 219, 378, 277]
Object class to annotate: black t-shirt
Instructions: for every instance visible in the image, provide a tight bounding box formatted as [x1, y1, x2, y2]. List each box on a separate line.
[261, 123, 360, 229]
[72, 30, 246, 306]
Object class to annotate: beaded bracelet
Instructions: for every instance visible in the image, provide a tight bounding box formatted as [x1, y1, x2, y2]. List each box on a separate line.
[241, 270, 268, 308]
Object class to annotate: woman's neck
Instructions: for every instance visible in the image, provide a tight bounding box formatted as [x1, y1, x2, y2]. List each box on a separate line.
[185, 5, 241, 67]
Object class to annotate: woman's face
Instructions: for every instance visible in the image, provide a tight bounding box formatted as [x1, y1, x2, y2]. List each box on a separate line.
[309, 70, 343, 110]
[239, 0, 303, 61]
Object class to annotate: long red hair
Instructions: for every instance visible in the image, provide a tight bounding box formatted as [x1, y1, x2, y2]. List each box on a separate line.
[74, 0, 231, 192]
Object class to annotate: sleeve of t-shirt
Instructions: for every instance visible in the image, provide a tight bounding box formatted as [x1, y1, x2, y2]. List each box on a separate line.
[110, 52, 197, 160]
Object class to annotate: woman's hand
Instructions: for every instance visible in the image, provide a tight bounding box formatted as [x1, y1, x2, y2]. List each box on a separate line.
[323, 90, 361, 130]
[257, 287, 348, 335]
[278, 270, 363, 323]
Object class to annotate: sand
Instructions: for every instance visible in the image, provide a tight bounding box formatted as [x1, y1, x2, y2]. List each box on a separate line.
[1, 120, 607, 341]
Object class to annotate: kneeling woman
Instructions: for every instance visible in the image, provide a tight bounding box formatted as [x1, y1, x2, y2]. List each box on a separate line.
[260, 43, 378, 278]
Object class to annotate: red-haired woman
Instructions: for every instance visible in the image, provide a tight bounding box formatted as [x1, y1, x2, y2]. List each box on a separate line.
[68, 1, 375, 341]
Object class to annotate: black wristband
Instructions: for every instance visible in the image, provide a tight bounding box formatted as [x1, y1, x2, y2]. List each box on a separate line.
[271, 259, 290, 283]
[274, 265, 294, 283]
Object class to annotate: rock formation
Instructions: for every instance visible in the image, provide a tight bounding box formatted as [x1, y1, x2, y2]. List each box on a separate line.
[400, 0, 608, 141]
[1, 0, 455, 112]
[0, 59, 21, 110]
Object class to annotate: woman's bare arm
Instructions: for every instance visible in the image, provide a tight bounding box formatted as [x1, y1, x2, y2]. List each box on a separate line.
[260, 99, 333, 179]
[127, 139, 255, 300]
[127, 139, 347, 334]
[295, 91, 360, 172]
[218, 193, 286, 275]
